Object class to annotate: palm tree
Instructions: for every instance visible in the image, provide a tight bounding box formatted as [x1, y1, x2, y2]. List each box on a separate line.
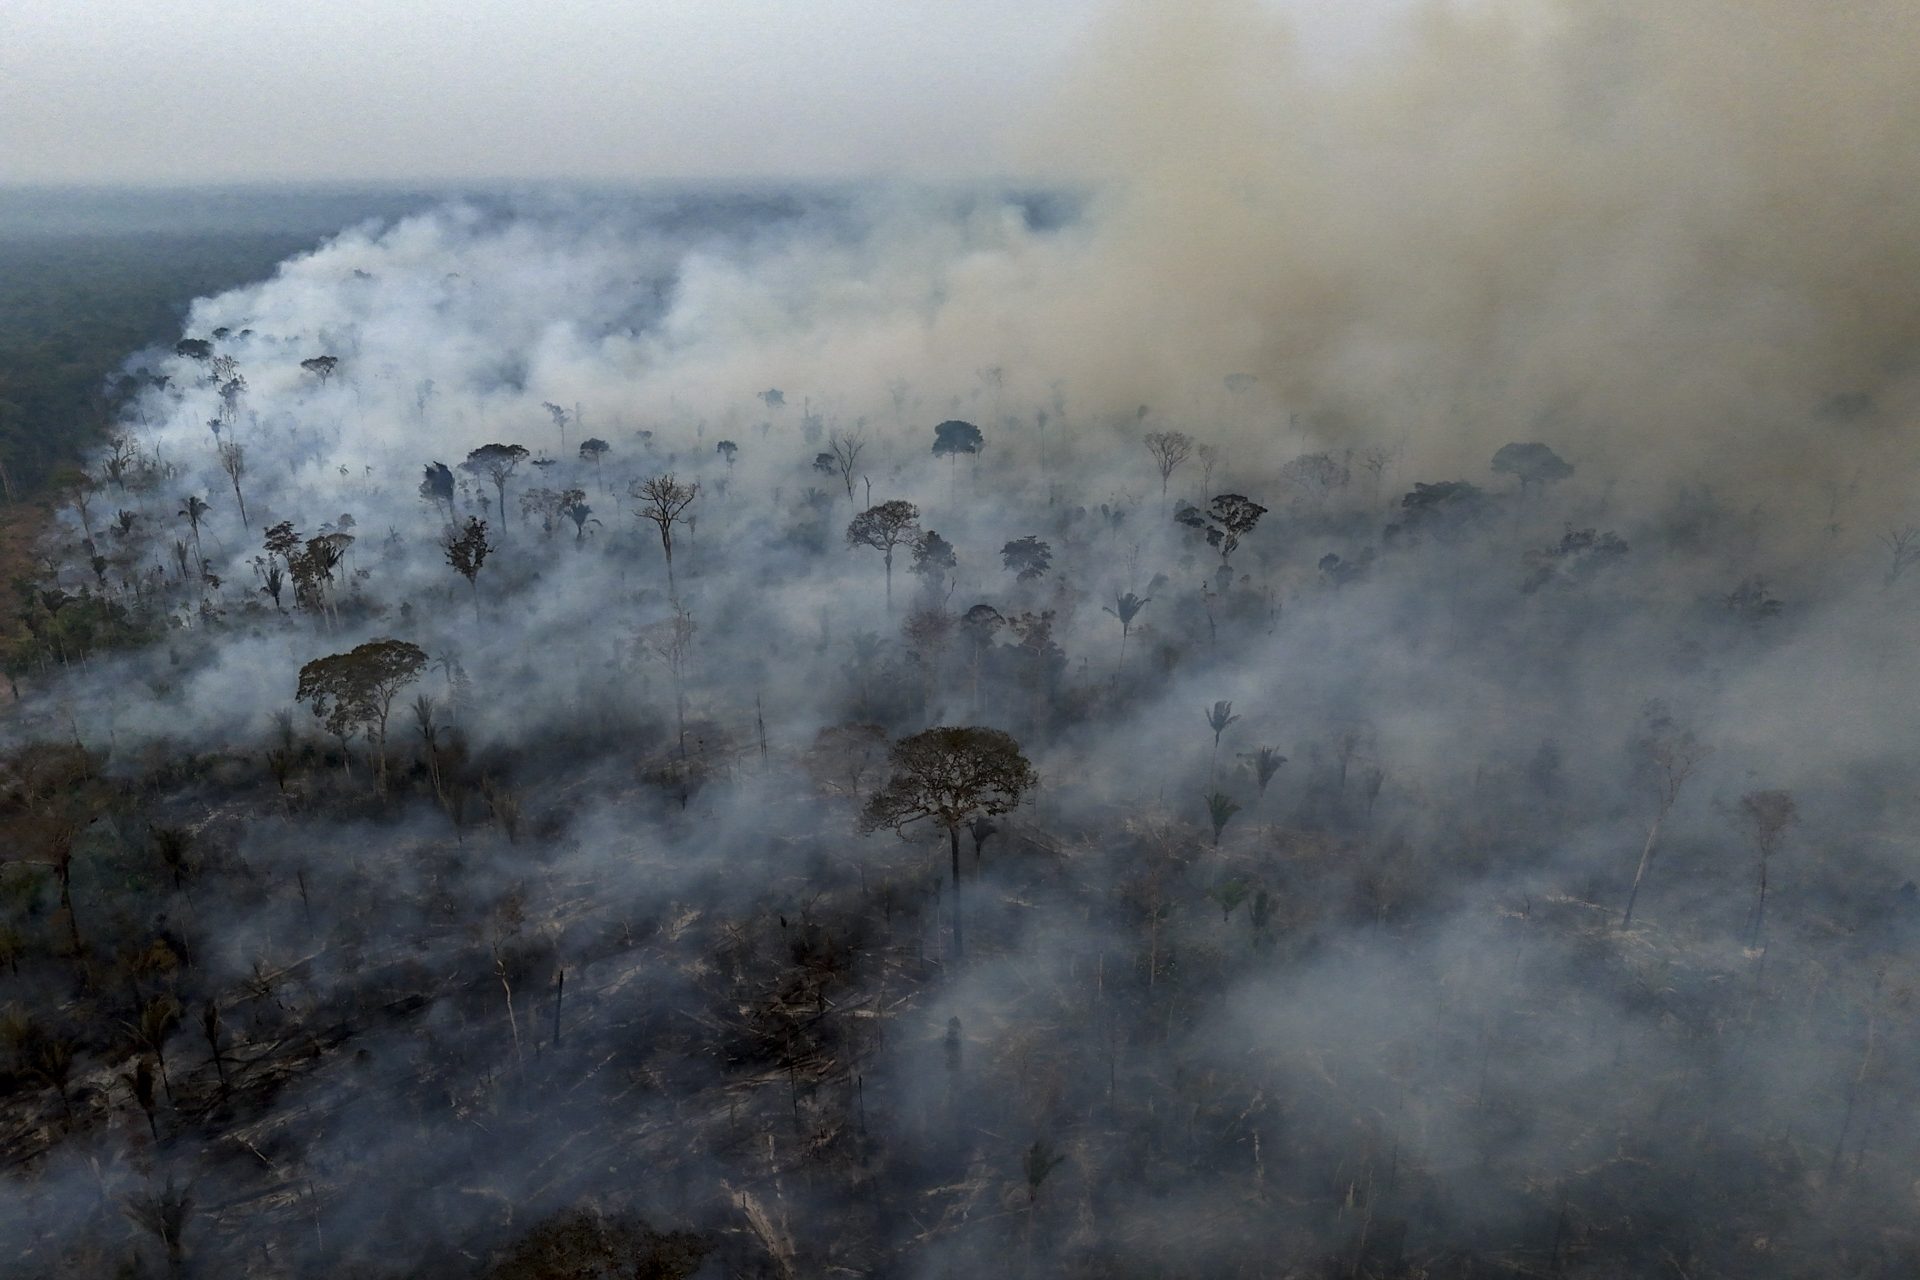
[1204, 790, 1241, 846]
[1104, 592, 1151, 667]
[1241, 746, 1287, 797]
[1206, 700, 1240, 783]
[178, 495, 211, 570]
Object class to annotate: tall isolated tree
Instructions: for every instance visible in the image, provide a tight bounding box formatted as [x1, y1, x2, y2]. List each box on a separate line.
[1621, 703, 1709, 930]
[932, 420, 984, 482]
[860, 726, 1037, 960]
[217, 440, 249, 530]
[295, 638, 427, 789]
[541, 401, 570, 452]
[1177, 493, 1269, 566]
[445, 517, 493, 621]
[824, 428, 866, 504]
[419, 462, 456, 525]
[911, 530, 957, 590]
[291, 534, 347, 624]
[1104, 591, 1150, 665]
[1880, 525, 1920, 588]
[631, 473, 699, 596]
[1204, 789, 1242, 846]
[1144, 430, 1193, 500]
[1241, 746, 1287, 797]
[578, 437, 611, 491]
[178, 495, 210, 569]
[847, 500, 921, 609]
[1739, 789, 1797, 947]
[1205, 699, 1240, 784]
[57, 469, 98, 541]
[1000, 536, 1053, 583]
[1278, 452, 1351, 508]
[461, 443, 529, 533]
[561, 493, 598, 542]
[640, 606, 698, 758]
[300, 355, 338, 385]
[1491, 441, 1574, 494]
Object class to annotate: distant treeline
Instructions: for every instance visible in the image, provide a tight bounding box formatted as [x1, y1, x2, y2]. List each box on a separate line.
[0, 231, 323, 499]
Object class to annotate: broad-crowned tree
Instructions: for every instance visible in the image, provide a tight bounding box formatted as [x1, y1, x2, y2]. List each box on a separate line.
[445, 517, 493, 621]
[860, 725, 1036, 959]
[847, 500, 920, 609]
[932, 421, 984, 485]
[1000, 536, 1052, 583]
[419, 462, 456, 525]
[1491, 441, 1573, 494]
[631, 474, 698, 596]
[461, 443, 529, 533]
[1143, 430, 1193, 500]
[578, 437, 611, 491]
[295, 638, 427, 790]
[1176, 494, 1268, 566]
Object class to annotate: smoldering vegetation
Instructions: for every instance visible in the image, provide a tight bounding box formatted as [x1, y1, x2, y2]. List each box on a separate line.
[7, 3, 1920, 1277]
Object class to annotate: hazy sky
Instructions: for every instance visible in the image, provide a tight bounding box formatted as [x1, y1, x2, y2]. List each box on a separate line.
[0, 0, 1402, 186]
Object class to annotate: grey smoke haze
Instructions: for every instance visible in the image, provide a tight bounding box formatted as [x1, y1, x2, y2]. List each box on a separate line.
[6, 2, 1920, 1276]
[1, 1, 1397, 186]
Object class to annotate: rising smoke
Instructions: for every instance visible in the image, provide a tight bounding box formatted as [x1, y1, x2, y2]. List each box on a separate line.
[5, 2, 1920, 1276]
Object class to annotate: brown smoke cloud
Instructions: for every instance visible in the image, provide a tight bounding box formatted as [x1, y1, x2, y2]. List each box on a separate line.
[1001, 0, 1920, 516]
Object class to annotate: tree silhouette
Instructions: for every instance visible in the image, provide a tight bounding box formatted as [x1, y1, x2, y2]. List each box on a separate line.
[1177, 494, 1268, 565]
[824, 429, 866, 504]
[57, 468, 98, 541]
[562, 493, 598, 541]
[912, 530, 956, 578]
[932, 420, 984, 491]
[419, 461, 456, 525]
[847, 500, 921, 609]
[541, 401, 570, 452]
[631, 474, 699, 596]
[217, 440, 248, 530]
[1739, 789, 1797, 947]
[1104, 591, 1150, 666]
[295, 638, 428, 790]
[299, 354, 338, 385]
[1492, 441, 1574, 494]
[578, 437, 611, 490]
[860, 726, 1037, 959]
[641, 606, 697, 758]
[1001, 536, 1053, 582]
[1621, 704, 1709, 929]
[1144, 430, 1193, 500]
[445, 517, 493, 621]
[1204, 789, 1242, 846]
[178, 495, 210, 570]
[1240, 745, 1287, 797]
[461, 443, 529, 534]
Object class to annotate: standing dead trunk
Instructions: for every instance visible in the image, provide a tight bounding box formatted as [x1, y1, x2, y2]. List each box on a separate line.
[1621, 811, 1664, 929]
[948, 824, 964, 961]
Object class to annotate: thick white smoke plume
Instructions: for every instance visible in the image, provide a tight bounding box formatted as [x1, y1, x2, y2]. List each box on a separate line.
[7, 2, 1920, 1276]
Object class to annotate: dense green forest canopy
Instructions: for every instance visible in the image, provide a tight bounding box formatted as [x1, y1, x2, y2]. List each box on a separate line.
[0, 187, 441, 497]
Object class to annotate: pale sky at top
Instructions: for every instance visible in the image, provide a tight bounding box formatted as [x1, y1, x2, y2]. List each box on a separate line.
[0, 1, 1403, 186]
